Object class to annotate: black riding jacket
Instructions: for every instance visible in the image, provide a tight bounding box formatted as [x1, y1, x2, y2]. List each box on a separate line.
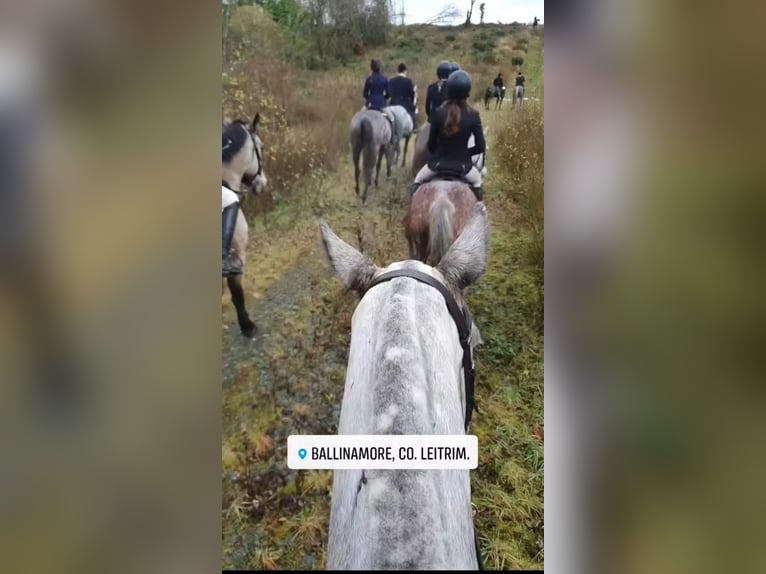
[516, 75, 526, 87]
[426, 105, 486, 175]
[389, 74, 416, 113]
[425, 80, 447, 122]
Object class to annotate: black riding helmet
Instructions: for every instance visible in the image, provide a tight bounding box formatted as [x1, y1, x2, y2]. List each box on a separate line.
[446, 70, 472, 99]
[450, 62, 461, 74]
[436, 61, 452, 79]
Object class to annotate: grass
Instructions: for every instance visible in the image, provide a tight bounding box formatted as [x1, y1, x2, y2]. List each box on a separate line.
[222, 20, 544, 571]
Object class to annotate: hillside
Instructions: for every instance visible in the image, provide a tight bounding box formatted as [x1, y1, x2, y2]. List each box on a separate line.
[222, 12, 544, 571]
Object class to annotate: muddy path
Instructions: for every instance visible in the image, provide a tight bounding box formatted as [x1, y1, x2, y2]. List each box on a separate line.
[220, 107, 540, 570]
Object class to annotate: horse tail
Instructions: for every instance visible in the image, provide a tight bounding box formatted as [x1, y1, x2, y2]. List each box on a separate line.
[427, 195, 455, 266]
[360, 116, 376, 181]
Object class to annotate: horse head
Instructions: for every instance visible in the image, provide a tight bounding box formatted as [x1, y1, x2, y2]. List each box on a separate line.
[223, 113, 267, 194]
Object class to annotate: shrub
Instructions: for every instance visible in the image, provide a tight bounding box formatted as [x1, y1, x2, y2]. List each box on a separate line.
[495, 105, 544, 284]
[510, 50, 525, 66]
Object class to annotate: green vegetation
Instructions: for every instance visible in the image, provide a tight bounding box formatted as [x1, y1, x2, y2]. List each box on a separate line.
[222, 8, 544, 570]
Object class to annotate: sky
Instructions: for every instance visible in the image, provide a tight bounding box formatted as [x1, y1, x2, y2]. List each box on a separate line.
[401, 0, 544, 26]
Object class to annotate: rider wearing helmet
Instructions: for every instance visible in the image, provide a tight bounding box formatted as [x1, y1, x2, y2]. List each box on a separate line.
[363, 58, 397, 142]
[425, 61, 452, 122]
[493, 72, 506, 98]
[450, 62, 461, 74]
[363, 59, 390, 111]
[411, 70, 486, 200]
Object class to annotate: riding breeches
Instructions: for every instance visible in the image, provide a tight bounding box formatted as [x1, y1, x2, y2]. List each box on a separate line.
[222, 186, 239, 212]
[414, 165, 482, 187]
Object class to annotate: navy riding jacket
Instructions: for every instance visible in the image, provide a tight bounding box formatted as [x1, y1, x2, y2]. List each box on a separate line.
[516, 75, 526, 87]
[425, 81, 447, 122]
[388, 75, 416, 113]
[363, 72, 390, 110]
[426, 105, 485, 175]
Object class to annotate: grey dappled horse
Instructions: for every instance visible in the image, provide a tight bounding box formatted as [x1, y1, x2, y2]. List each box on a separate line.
[514, 85, 525, 105]
[388, 105, 414, 167]
[411, 122, 489, 180]
[350, 108, 395, 203]
[221, 115, 267, 338]
[320, 203, 490, 570]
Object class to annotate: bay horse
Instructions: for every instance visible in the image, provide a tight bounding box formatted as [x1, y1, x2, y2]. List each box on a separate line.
[404, 180, 480, 267]
[320, 203, 490, 570]
[221, 114, 267, 338]
[350, 108, 395, 203]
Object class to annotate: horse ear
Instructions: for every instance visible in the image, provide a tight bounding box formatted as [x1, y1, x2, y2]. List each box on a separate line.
[436, 203, 490, 290]
[252, 113, 261, 132]
[320, 220, 379, 293]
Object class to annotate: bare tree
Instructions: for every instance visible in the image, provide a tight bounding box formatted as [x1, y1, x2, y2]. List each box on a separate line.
[479, 2, 485, 25]
[464, 0, 476, 26]
[424, 4, 461, 25]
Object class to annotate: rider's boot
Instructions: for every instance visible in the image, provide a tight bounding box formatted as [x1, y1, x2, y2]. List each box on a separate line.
[470, 186, 484, 202]
[222, 203, 244, 277]
[410, 181, 422, 198]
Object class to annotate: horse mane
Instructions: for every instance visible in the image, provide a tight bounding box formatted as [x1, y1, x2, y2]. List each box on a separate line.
[222, 120, 250, 163]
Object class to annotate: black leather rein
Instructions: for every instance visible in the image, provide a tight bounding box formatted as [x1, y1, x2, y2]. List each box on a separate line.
[363, 268, 479, 432]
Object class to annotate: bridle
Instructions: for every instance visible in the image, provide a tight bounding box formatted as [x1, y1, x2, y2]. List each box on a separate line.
[222, 123, 263, 193]
[363, 268, 479, 432]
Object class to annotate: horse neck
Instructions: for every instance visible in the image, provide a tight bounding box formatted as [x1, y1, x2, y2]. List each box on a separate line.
[329, 279, 475, 569]
[339, 279, 465, 436]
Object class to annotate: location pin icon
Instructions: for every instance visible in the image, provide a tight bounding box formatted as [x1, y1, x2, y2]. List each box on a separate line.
[298, 448, 307, 460]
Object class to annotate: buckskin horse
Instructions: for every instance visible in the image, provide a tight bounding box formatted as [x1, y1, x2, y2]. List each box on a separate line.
[320, 203, 489, 570]
[221, 114, 267, 338]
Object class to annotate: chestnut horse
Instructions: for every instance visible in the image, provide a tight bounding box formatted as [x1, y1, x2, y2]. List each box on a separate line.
[403, 180, 479, 267]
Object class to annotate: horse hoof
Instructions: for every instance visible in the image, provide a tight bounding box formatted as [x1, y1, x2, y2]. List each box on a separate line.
[241, 322, 257, 339]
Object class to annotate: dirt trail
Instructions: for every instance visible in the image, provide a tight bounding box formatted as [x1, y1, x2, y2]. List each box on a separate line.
[222, 108, 516, 569]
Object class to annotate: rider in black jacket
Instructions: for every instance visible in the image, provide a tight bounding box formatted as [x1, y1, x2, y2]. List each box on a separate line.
[411, 70, 486, 200]
[389, 62, 416, 118]
[425, 61, 452, 122]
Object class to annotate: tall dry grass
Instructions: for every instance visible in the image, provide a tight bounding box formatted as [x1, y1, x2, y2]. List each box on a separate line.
[223, 6, 361, 214]
[494, 104, 544, 325]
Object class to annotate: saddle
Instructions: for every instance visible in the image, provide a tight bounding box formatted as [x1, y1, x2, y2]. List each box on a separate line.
[377, 109, 396, 143]
[427, 163, 472, 184]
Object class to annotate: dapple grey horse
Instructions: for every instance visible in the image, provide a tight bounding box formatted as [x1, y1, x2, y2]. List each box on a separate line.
[350, 108, 395, 203]
[320, 202, 490, 570]
[388, 105, 415, 168]
[411, 122, 489, 180]
[514, 84, 525, 105]
[221, 114, 267, 338]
